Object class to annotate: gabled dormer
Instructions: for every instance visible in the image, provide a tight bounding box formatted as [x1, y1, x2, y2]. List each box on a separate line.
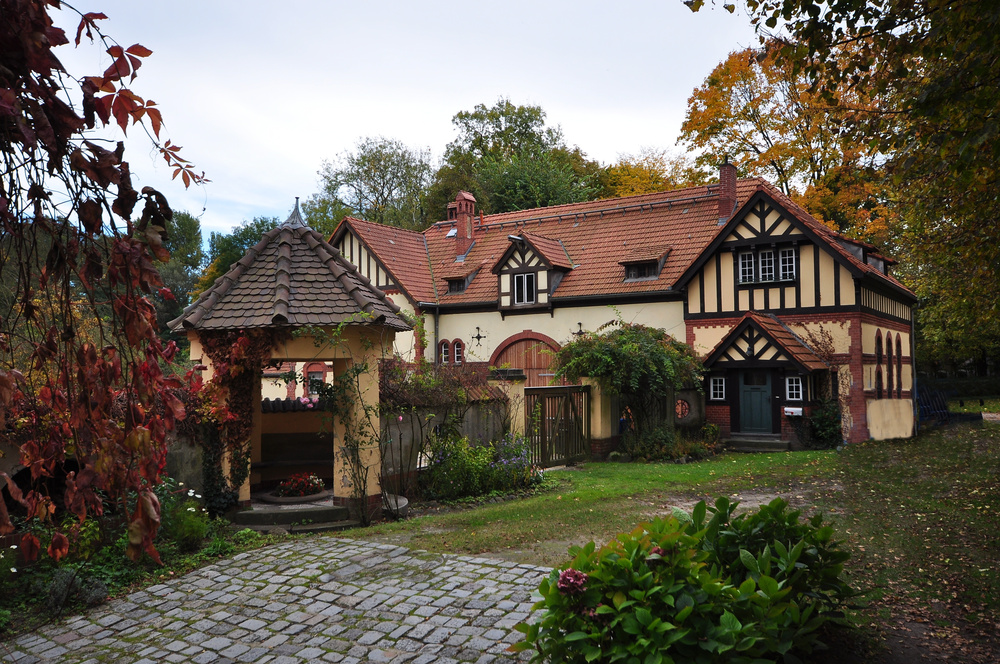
[492, 232, 573, 311]
[619, 246, 670, 282]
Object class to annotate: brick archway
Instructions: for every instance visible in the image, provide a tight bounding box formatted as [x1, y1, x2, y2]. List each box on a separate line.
[490, 331, 562, 387]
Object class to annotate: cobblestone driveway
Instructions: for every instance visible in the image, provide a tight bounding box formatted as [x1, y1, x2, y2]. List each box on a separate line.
[3, 538, 549, 663]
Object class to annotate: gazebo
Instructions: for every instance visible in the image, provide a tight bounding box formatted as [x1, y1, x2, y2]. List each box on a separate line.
[169, 201, 410, 513]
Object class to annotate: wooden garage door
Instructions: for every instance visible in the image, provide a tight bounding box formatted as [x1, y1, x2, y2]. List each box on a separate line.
[493, 338, 559, 387]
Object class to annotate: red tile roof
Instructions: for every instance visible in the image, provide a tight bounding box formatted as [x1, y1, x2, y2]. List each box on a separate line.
[170, 209, 409, 332]
[705, 312, 828, 372]
[341, 175, 913, 307]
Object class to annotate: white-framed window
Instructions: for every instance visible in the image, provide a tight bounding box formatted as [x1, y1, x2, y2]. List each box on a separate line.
[786, 376, 803, 401]
[739, 253, 755, 283]
[514, 272, 536, 304]
[780, 248, 796, 280]
[710, 376, 726, 400]
[759, 250, 775, 281]
[307, 371, 324, 395]
[438, 340, 450, 365]
[453, 340, 464, 365]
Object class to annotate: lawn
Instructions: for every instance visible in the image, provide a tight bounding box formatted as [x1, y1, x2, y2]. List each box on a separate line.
[343, 419, 1000, 661]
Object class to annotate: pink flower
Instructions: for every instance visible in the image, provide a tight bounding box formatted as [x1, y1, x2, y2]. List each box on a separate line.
[557, 568, 588, 596]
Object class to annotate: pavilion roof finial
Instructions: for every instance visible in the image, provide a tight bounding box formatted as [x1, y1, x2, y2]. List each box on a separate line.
[282, 197, 307, 228]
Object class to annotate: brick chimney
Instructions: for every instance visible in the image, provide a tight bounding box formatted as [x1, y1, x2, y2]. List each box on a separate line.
[447, 191, 476, 257]
[718, 157, 737, 224]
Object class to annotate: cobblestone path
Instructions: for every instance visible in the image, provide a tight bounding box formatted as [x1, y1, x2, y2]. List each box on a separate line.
[2, 538, 549, 663]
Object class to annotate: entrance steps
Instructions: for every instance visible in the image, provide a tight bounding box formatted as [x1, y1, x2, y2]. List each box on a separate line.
[724, 434, 790, 453]
[233, 504, 359, 534]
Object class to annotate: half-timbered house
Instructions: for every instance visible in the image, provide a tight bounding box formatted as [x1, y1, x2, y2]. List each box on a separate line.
[330, 162, 917, 445]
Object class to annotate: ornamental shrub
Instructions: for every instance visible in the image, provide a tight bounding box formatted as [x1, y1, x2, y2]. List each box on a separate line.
[160, 498, 210, 552]
[515, 499, 854, 663]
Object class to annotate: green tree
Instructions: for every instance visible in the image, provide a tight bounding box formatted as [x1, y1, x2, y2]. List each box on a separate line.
[192, 216, 279, 297]
[311, 136, 432, 230]
[426, 98, 600, 217]
[153, 211, 204, 343]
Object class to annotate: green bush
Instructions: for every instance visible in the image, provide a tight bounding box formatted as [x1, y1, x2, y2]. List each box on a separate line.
[621, 424, 677, 462]
[808, 399, 843, 449]
[515, 498, 854, 663]
[160, 498, 210, 552]
[421, 434, 540, 501]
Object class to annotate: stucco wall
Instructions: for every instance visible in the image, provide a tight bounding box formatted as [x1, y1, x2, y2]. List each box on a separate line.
[430, 300, 686, 365]
[867, 398, 915, 440]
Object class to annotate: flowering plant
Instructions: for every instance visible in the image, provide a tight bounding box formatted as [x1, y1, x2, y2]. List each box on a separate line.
[274, 473, 325, 497]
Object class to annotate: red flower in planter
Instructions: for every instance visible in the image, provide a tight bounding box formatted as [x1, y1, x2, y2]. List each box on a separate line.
[274, 473, 325, 497]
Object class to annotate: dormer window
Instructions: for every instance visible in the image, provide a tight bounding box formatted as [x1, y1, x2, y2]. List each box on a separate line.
[514, 273, 536, 304]
[448, 279, 466, 294]
[625, 261, 657, 281]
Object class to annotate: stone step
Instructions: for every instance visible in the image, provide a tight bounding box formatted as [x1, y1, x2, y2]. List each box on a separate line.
[233, 504, 351, 527]
[724, 437, 791, 453]
[235, 519, 361, 534]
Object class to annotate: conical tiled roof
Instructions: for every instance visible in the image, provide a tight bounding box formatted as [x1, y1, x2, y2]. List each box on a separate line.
[169, 202, 409, 332]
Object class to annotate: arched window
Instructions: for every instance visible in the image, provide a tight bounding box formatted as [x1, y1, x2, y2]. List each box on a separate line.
[896, 333, 903, 398]
[874, 331, 883, 399]
[438, 340, 450, 365]
[886, 333, 894, 398]
[453, 340, 464, 365]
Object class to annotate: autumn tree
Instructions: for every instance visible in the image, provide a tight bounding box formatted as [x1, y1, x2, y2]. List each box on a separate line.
[687, 0, 1000, 369]
[426, 98, 600, 216]
[310, 136, 433, 231]
[0, 1, 204, 562]
[597, 148, 709, 198]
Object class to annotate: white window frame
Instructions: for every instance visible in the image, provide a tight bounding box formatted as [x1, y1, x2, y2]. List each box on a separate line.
[739, 252, 755, 283]
[786, 376, 803, 401]
[780, 248, 796, 280]
[710, 377, 726, 401]
[307, 371, 324, 396]
[513, 272, 536, 304]
[759, 250, 775, 282]
[438, 340, 450, 365]
[453, 340, 464, 365]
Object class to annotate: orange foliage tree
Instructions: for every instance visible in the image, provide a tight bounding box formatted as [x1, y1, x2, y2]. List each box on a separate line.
[0, 1, 204, 562]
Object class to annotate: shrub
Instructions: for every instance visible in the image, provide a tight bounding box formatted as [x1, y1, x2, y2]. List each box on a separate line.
[486, 433, 537, 493]
[421, 434, 540, 501]
[620, 424, 677, 462]
[160, 499, 210, 552]
[273, 473, 325, 497]
[808, 399, 843, 449]
[515, 498, 854, 663]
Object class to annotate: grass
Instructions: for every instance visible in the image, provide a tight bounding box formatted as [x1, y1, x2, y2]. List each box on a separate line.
[347, 450, 838, 563]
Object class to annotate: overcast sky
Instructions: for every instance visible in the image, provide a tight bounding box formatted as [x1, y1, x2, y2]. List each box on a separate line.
[53, 1, 759, 238]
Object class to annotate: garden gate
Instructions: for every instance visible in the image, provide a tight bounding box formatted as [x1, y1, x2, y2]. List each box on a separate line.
[524, 385, 590, 467]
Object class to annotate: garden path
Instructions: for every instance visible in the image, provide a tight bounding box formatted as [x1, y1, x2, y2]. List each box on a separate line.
[1, 538, 546, 663]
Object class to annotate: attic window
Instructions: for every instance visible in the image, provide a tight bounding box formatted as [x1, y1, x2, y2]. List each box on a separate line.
[448, 279, 466, 294]
[446, 228, 457, 238]
[624, 262, 658, 281]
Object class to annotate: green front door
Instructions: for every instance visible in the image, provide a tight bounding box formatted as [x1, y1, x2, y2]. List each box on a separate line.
[740, 370, 772, 433]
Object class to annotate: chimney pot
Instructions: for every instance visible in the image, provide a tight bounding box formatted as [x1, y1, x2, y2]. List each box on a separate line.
[718, 159, 737, 224]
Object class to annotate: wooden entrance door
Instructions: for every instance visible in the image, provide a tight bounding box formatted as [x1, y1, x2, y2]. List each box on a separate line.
[740, 370, 772, 433]
[493, 337, 558, 387]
